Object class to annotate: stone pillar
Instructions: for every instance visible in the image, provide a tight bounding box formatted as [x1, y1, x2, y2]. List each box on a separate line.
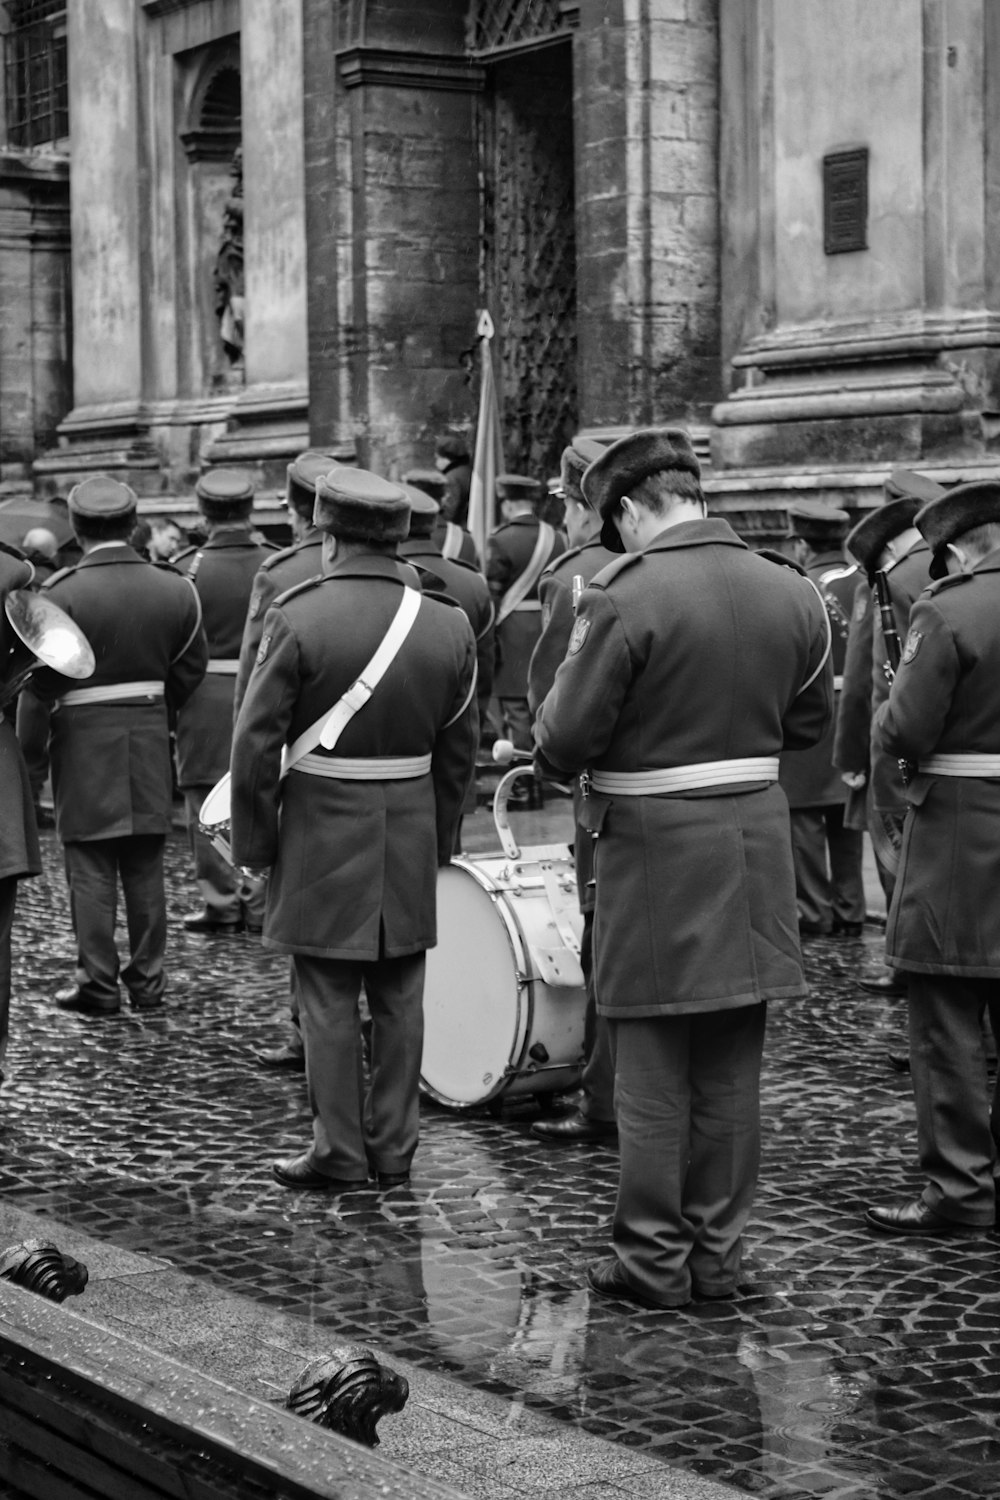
[575, 0, 721, 436]
[207, 0, 310, 474]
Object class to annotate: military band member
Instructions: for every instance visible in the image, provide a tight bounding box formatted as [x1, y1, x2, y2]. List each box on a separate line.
[24, 477, 208, 1014]
[866, 481, 1000, 1235]
[434, 434, 472, 528]
[778, 500, 865, 937]
[535, 429, 832, 1309]
[230, 469, 478, 1190]
[173, 470, 277, 934]
[0, 544, 42, 1088]
[234, 450, 338, 718]
[527, 436, 618, 1145]
[834, 471, 943, 994]
[487, 474, 565, 752]
[402, 470, 479, 565]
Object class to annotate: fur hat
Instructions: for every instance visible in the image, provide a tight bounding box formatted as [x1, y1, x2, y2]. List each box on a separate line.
[287, 450, 343, 519]
[314, 468, 410, 544]
[846, 499, 924, 579]
[883, 468, 948, 505]
[496, 474, 542, 505]
[917, 480, 1000, 578]
[560, 437, 608, 507]
[581, 428, 701, 553]
[195, 468, 255, 518]
[402, 468, 447, 500]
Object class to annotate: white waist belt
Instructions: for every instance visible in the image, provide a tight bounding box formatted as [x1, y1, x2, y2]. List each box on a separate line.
[206, 660, 240, 675]
[292, 752, 432, 781]
[511, 600, 541, 613]
[59, 681, 164, 708]
[591, 757, 780, 796]
[919, 753, 1000, 777]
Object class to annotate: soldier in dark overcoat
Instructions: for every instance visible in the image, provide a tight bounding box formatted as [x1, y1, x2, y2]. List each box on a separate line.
[402, 470, 479, 566]
[230, 469, 478, 1191]
[0, 544, 43, 1086]
[486, 475, 565, 751]
[23, 477, 208, 1014]
[535, 429, 832, 1309]
[777, 500, 865, 936]
[526, 436, 618, 1146]
[866, 482, 1000, 1235]
[434, 434, 472, 528]
[834, 472, 943, 995]
[172, 470, 277, 933]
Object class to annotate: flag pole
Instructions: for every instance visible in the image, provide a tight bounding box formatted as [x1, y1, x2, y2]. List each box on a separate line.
[467, 310, 504, 564]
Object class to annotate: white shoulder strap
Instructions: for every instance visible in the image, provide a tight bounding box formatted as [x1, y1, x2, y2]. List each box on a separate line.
[442, 521, 462, 560]
[496, 522, 555, 625]
[281, 587, 422, 773]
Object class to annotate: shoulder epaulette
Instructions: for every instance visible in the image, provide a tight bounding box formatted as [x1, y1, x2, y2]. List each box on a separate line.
[757, 548, 805, 576]
[591, 552, 643, 589]
[926, 571, 975, 596]
[272, 574, 323, 609]
[172, 545, 197, 566]
[542, 540, 587, 578]
[42, 563, 77, 589]
[448, 556, 484, 577]
[262, 537, 317, 571]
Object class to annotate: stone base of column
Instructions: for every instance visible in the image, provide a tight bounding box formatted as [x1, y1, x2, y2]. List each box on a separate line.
[34, 402, 165, 497]
[201, 381, 315, 491]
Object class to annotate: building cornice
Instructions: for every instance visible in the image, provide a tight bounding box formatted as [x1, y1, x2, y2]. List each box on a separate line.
[337, 48, 485, 94]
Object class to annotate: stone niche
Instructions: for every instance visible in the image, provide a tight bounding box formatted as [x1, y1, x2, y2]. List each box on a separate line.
[711, 0, 1000, 514]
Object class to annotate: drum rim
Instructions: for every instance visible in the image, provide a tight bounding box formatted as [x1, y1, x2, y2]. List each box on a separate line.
[419, 858, 533, 1108]
[200, 770, 231, 828]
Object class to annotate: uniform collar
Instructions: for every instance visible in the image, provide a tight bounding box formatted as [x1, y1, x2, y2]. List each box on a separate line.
[641, 517, 747, 555]
[972, 546, 1000, 575]
[78, 543, 145, 567]
[202, 526, 256, 548]
[322, 551, 415, 585]
[884, 537, 929, 575]
[399, 538, 442, 559]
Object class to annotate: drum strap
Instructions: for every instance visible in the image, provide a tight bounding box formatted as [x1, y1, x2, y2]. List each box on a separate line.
[496, 523, 555, 626]
[281, 587, 422, 773]
[539, 861, 582, 957]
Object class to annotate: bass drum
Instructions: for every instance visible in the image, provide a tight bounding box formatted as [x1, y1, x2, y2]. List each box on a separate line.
[198, 772, 232, 866]
[421, 854, 587, 1109]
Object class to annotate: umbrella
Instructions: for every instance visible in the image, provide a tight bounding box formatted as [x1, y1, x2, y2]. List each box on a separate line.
[0, 498, 75, 550]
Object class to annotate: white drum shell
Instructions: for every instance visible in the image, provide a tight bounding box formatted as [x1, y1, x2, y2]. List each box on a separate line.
[421, 854, 586, 1108]
[198, 773, 233, 866]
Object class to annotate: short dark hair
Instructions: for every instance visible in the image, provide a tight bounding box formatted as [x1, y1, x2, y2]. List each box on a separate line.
[203, 499, 253, 525]
[957, 520, 1000, 560]
[628, 470, 704, 514]
[73, 513, 135, 543]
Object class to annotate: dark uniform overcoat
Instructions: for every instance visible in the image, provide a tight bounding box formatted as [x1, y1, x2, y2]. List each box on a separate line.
[432, 516, 479, 567]
[172, 528, 276, 787]
[778, 551, 858, 807]
[535, 519, 832, 1017]
[234, 532, 323, 717]
[28, 545, 208, 842]
[878, 555, 1000, 975]
[528, 535, 617, 912]
[487, 515, 565, 697]
[230, 553, 478, 960]
[398, 539, 494, 701]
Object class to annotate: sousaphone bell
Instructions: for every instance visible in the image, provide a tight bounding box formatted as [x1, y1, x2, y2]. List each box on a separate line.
[0, 590, 95, 709]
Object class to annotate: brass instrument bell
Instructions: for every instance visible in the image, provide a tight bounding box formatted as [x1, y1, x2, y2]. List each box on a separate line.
[0, 591, 95, 708]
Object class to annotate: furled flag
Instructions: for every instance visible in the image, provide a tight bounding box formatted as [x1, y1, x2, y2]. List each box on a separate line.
[467, 310, 505, 564]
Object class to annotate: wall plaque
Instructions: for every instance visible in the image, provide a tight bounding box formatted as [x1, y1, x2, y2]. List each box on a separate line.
[823, 148, 868, 255]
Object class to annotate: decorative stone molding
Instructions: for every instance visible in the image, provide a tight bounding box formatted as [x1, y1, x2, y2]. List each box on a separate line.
[337, 48, 485, 93]
[179, 126, 240, 163]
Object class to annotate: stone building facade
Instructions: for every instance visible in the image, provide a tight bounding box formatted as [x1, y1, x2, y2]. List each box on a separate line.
[10, 0, 1000, 529]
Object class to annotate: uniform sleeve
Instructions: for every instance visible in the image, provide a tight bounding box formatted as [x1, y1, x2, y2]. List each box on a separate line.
[486, 535, 512, 605]
[875, 598, 958, 761]
[833, 580, 874, 773]
[527, 571, 573, 717]
[431, 619, 479, 864]
[534, 588, 632, 774]
[166, 580, 209, 717]
[230, 607, 300, 869]
[233, 567, 276, 720]
[780, 579, 834, 751]
[473, 592, 495, 702]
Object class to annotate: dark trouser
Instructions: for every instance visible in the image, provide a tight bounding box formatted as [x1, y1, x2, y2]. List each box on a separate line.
[183, 788, 266, 926]
[63, 836, 166, 1005]
[294, 951, 426, 1180]
[0, 878, 16, 1084]
[579, 912, 615, 1122]
[498, 697, 533, 753]
[907, 974, 1000, 1226]
[610, 1004, 767, 1305]
[789, 804, 866, 931]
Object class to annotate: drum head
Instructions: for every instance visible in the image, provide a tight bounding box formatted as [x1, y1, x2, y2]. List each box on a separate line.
[199, 772, 231, 827]
[422, 863, 525, 1106]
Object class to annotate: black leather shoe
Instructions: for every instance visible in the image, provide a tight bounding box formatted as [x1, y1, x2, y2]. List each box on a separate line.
[182, 911, 242, 934]
[859, 973, 908, 996]
[864, 1199, 984, 1235]
[254, 1044, 306, 1072]
[54, 987, 119, 1015]
[798, 921, 832, 938]
[887, 1049, 910, 1073]
[273, 1154, 369, 1191]
[376, 1171, 410, 1188]
[586, 1257, 688, 1310]
[531, 1110, 618, 1144]
[833, 920, 865, 937]
[243, 921, 264, 936]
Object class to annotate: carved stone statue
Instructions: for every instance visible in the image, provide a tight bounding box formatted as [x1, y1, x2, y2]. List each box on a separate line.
[214, 146, 245, 363]
[285, 1344, 409, 1447]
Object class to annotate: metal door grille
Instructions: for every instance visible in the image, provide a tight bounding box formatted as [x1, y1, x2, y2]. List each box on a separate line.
[468, 0, 573, 55]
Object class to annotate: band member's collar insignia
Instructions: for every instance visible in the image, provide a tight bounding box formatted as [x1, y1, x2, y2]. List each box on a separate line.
[568, 616, 591, 655]
[256, 632, 272, 665]
[901, 628, 922, 665]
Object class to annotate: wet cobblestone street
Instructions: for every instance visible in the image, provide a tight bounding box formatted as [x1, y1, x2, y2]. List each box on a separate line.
[1, 810, 999, 1500]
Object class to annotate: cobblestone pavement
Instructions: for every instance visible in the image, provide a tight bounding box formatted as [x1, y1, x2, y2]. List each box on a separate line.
[1, 811, 999, 1500]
